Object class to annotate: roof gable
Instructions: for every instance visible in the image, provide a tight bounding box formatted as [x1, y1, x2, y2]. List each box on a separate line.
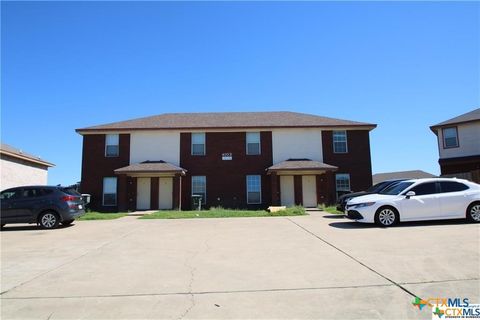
[430, 108, 480, 133]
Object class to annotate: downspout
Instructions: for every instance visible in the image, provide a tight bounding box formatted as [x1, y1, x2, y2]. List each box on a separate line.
[179, 174, 182, 211]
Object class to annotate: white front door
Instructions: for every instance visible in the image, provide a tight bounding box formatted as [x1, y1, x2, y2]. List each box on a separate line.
[302, 175, 317, 207]
[400, 182, 440, 221]
[280, 176, 295, 206]
[159, 177, 173, 210]
[136, 178, 151, 210]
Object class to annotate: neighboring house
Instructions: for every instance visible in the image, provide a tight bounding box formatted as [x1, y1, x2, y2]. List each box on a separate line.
[430, 108, 480, 183]
[0, 143, 54, 191]
[76, 112, 376, 212]
[372, 170, 436, 185]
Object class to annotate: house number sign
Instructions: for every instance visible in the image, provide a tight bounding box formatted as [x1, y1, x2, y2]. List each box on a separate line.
[222, 153, 232, 160]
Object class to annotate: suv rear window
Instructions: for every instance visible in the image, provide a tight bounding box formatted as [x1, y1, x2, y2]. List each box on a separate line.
[60, 188, 81, 196]
[439, 181, 469, 193]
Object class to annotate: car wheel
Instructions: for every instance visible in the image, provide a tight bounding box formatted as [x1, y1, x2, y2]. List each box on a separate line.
[375, 206, 399, 227]
[467, 202, 480, 223]
[62, 219, 74, 226]
[39, 211, 59, 229]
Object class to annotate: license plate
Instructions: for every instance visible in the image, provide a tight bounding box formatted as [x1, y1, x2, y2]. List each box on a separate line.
[78, 205, 83, 209]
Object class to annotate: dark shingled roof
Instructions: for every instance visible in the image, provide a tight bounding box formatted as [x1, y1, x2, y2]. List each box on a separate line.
[0, 143, 54, 167]
[430, 108, 480, 133]
[267, 159, 337, 172]
[115, 161, 186, 175]
[372, 170, 437, 184]
[76, 112, 376, 133]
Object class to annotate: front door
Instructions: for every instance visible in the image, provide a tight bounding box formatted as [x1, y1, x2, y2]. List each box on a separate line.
[400, 182, 440, 221]
[302, 175, 317, 207]
[136, 178, 151, 210]
[159, 177, 173, 210]
[280, 176, 295, 206]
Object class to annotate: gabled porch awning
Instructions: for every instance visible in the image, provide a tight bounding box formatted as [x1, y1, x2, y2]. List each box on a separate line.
[267, 158, 337, 175]
[114, 160, 187, 177]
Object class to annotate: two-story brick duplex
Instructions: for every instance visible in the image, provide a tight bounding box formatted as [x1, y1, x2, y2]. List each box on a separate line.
[76, 112, 376, 212]
[430, 108, 480, 183]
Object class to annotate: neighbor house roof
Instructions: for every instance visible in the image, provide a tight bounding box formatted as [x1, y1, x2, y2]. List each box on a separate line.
[267, 159, 337, 172]
[76, 112, 376, 133]
[430, 108, 480, 133]
[0, 143, 54, 167]
[372, 170, 436, 184]
[114, 161, 186, 175]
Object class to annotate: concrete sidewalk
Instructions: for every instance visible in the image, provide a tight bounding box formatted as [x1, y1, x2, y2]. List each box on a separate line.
[1, 213, 478, 319]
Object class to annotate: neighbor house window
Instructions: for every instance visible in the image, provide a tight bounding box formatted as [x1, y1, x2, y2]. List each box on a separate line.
[191, 133, 206, 155]
[333, 130, 348, 153]
[246, 132, 261, 155]
[442, 127, 459, 148]
[246, 175, 262, 204]
[335, 173, 350, 199]
[192, 176, 206, 203]
[105, 134, 119, 157]
[103, 177, 117, 206]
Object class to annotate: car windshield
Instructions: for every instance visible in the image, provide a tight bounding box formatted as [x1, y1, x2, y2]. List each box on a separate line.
[379, 181, 414, 195]
[366, 181, 389, 193]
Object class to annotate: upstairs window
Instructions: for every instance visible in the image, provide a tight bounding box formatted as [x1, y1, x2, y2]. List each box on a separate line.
[246, 175, 262, 204]
[246, 132, 261, 155]
[192, 176, 206, 203]
[105, 134, 119, 157]
[442, 127, 459, 148]
[335, 173, 350, 198]
[333, 130, 348, 153]
[103, 177, 117, 206]
[191, 133, 206, 155]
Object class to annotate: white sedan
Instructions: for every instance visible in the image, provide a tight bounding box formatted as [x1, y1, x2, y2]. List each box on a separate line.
[345, 178, 480, 227]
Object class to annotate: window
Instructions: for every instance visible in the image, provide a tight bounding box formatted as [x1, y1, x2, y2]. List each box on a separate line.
[409, 182, 438, 196]
[246, 132, 261, 155]
[105, 134, 119, 157]
[0, 189, 21, 200]
[191, 133, 205, 155]
[333, 131, 348, 153]
[192, 176, 206, 203]
[103, 177, 117, 206]
[335, 173, 350, 198]
[439, 181, 469, 193]
[246, 175, 261, 204]
[442, 127, 459, 148]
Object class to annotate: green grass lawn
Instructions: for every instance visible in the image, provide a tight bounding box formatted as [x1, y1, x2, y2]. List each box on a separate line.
[320, 205, 344, 215]
[78, 212, 128, 220]
[139, 206, 306, 219]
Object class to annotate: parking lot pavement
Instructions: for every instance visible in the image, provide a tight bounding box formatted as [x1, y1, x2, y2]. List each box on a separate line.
[1, 213, 479, 319]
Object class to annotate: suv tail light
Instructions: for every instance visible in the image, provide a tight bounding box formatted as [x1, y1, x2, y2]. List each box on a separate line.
[61, 195, 77, 202]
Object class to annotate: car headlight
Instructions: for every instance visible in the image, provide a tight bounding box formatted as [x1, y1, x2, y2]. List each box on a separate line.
[353, 202, 376, 208]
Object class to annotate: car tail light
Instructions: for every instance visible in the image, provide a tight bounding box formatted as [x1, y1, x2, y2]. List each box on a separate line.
[61, 195, 77, 202]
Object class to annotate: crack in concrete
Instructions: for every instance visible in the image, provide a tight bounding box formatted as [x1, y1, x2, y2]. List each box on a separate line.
[3, 278, 478, 300]
[0, 224, 146, 296]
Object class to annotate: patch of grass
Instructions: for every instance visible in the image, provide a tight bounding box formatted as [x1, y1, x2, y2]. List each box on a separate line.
[139, 206, 306, 219]
[318, 204, 344, 215]
[78, 212, 128, 220]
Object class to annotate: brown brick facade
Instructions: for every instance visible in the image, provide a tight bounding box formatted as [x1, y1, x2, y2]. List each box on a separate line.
[321, 130, 373, 204]
[80, 134, 130, 212]
[180, 131, 273, 210]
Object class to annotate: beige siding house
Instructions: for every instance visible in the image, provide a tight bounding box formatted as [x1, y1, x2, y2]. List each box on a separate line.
[0, 143, 54, 191]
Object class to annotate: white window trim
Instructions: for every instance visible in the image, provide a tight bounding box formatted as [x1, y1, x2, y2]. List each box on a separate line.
[105, 134, 120, 157]
[333, 130, 348, 154]
[335, 173, 351, 192]
[246, 175, 262, 204]
[191, 133, 206, 156]
[191, 176, 207, 201]
[246, 132, 261, 155]
[102, 177, 117, 206]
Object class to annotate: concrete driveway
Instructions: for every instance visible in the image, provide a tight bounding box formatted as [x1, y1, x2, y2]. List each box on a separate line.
[1, 212, 479, 319]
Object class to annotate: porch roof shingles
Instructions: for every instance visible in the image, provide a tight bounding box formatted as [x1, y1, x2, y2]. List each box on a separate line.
[267, 159, 337, 172]
[76, 111, 376, 132]
[114, 161, 186, 175]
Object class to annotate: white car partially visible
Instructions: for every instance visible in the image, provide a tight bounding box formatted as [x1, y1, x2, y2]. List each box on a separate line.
[345, 178, 480, 227]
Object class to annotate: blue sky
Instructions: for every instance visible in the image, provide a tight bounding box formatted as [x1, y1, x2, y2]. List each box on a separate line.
[2, 1, 479, 186]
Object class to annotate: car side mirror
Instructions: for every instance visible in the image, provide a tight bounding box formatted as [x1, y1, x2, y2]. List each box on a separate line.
[405, 191, 415, 199]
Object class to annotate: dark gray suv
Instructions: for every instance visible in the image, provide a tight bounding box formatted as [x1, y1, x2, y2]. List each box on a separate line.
[0, 186, 85, 229]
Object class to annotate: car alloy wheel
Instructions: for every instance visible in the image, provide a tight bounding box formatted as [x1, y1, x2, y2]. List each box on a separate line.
[40, 212, 58, 229]
[469, 204, 480, 222]
[378, 208, 396, 226]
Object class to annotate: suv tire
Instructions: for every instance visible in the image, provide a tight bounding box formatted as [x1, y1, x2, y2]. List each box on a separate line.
[39, 211, 60, 229]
